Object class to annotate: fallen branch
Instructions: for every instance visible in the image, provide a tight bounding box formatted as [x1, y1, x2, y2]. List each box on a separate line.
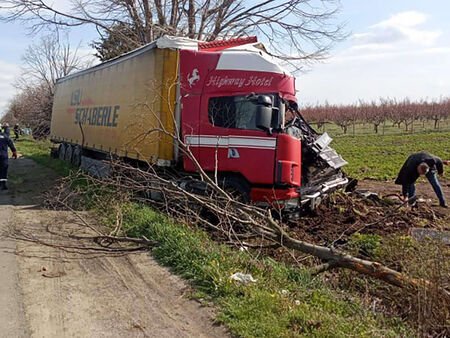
[68, 233, 159, 248]
[259, 215, 450, 297]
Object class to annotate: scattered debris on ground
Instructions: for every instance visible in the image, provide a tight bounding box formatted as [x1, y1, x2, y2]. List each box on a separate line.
[287, 191, 448, 248]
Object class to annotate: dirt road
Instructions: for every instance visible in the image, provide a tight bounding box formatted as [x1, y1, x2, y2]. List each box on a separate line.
[0, 158, 228, 337]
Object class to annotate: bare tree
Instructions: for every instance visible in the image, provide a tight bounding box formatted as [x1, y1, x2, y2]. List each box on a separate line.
[16, 33, 91, 94]
[0, 0, 345, 62]
[6, 34, 91, 137]
[6, 83, 53, 138]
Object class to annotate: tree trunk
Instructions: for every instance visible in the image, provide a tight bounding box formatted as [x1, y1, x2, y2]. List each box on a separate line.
[259, 225, 449, 296]
[188, 0, 195, 38]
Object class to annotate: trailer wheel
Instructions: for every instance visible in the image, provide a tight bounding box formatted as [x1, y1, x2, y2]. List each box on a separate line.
[64, 144, 73, 162]
[58, 143, 67, 160]
[72, 145, 82, 167]
[220, 176, 250, 203]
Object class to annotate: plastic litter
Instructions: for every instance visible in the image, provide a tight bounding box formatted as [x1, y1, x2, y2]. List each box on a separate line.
[229, 273, 258, 284]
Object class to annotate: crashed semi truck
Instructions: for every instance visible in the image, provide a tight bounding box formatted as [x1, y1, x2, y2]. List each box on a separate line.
[50, 35, 348, 211]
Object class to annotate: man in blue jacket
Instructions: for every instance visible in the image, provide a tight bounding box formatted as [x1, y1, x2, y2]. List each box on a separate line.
[395, 152, 448, 208]
[0, 131, 18, 190]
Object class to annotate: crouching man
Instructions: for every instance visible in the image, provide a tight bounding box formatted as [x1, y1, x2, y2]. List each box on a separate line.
[395, 152, 448, 208]
[0, 131, 18, 190]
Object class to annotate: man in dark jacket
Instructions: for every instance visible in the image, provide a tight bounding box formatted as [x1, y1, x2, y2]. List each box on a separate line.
[13, 124, 20, 141]
[2, 122, 10, 137]
[395, 152, 448, 207]
[0, 131, 17, 190]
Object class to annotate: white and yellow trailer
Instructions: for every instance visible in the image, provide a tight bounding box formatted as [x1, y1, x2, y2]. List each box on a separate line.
[50, 37, 187, 165]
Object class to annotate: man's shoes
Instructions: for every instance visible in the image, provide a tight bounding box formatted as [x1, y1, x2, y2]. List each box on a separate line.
[407, 196, 417, 208]
[0, 182, 7, 190]
[408, 201, 418, 209]
[440, 201, 448, 208]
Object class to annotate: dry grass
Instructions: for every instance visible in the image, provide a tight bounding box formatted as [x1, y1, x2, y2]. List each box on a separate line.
[337, 234, 450, 336]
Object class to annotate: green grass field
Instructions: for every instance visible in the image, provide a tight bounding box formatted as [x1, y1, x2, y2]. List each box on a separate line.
[330, 131, 450, 180]
[311, 119, 450, 137]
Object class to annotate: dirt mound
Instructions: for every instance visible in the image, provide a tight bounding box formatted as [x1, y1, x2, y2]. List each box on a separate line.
[287, 192, 448, 247]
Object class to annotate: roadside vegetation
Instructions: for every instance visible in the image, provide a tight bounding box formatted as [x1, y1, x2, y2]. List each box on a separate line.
[121, 204, 408, 337]
[14, 137, 73, 176]
[15, 135, 449, 336]
[16, 137, 416, 337]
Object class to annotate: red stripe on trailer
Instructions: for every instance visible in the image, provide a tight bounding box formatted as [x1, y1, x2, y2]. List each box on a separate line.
[198, 37, 258, 51]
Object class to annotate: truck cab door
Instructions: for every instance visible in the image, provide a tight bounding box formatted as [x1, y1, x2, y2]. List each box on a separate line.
[181, 94, 202, 172]
[198, 93, 277, 185]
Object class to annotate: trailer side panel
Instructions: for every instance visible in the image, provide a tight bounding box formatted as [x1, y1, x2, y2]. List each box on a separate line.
[50, 48, 178, 164]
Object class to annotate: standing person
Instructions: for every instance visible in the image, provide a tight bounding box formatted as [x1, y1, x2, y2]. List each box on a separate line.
[2, 122, 10, 137]
[13, 124, 20, 141]
[395, 152, 448, 208]
[0, 131, 17, 190]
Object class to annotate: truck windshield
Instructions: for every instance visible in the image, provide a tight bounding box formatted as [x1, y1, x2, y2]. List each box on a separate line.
[208, 94, 278, 131]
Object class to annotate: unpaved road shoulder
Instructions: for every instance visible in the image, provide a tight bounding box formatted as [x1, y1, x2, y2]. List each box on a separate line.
[0, 158, 228, 337]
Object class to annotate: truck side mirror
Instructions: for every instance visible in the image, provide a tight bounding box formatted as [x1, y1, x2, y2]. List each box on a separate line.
[255, 95, 272, 131]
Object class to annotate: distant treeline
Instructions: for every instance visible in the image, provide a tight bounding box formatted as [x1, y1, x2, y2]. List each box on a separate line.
[301, 98, 450, 134]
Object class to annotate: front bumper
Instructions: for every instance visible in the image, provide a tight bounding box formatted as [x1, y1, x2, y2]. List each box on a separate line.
[251, 176, 349, 213]
[299, 176, 349, 209]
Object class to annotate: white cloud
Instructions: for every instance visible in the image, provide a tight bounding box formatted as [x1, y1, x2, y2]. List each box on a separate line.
[0, 60, 20, 117]
[76, 47, 99, 66]
[298, 11, 450, 105]
[352, 10, 441, 48]
[372, 11, 428, 28]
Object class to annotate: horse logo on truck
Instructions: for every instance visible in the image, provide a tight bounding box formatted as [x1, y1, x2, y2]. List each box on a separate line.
[187, 69, 200, 87]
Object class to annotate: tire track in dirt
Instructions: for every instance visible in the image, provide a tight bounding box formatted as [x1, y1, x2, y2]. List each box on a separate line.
[1, 157, 229, 337]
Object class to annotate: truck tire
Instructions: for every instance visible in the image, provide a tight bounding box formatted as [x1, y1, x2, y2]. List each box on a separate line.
[64, 144, 73, 162]
[220, 176, 250, 203]
[72, 145, 82, 167]
[58, 143, 67, 160]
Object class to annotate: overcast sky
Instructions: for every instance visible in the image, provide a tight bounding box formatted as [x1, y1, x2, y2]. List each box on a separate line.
[1, 0, 450, 114]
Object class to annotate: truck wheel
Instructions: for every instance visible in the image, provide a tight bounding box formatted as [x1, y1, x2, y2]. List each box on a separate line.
[58, 143, 67, 160]
[65, 144, 73, 162]
[72, 145, 82, 167]
[220, 176, 250, 203]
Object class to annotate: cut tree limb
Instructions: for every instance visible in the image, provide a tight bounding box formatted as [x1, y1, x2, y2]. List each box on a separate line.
[68, 233, 160, 247]
[259, 218, 450, 297]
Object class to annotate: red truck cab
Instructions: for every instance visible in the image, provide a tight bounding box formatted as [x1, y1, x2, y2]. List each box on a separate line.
[178, 40, 347, 209]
